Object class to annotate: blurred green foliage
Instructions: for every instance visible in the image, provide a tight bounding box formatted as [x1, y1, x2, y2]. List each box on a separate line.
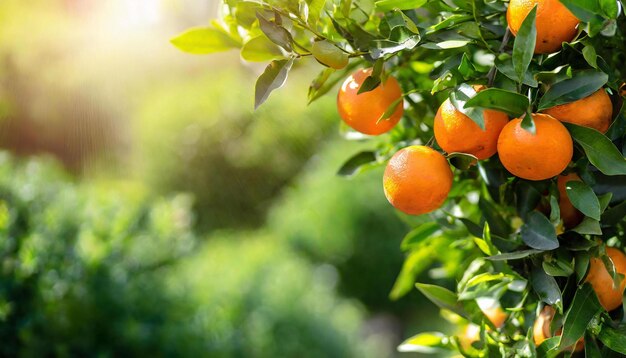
[268, 141, 411, 311]
[0, 154, 373, 357]
[134, 66, 337, 230]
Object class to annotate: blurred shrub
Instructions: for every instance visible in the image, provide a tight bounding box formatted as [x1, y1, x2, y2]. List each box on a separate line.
[133, 63, 337, 231]
[163, 232, 383, 358]
[0, 153, 374, 357]
[267, 140, 411, 312]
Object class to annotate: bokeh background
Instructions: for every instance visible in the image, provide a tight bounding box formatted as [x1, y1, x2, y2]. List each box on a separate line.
[0, 0, 447, 356]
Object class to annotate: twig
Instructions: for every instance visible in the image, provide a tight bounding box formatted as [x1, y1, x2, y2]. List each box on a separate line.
[487, 28, 511, 86]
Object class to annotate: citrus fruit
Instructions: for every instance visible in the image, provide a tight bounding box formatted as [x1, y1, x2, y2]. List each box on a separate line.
[497, 113, 573, 181]
[434, 98, 509, 160]
[533, 306, 583, 351]
[507, 0, 579, 54]
[557, 172, 584, 228]
[383, 146, 453, 215]
[482, 305, 507, 328]
[586, 247, 626, 311]
[337, 68, 403, 135]
[543, 89, 613, 133]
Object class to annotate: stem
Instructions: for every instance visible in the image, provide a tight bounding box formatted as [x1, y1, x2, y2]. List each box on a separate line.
[487, 28, 511, 86]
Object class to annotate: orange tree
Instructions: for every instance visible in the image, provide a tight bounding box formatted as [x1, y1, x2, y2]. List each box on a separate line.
[172, 0, 626, 356]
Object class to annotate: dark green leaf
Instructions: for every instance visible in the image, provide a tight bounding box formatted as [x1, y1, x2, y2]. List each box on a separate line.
[585, 331, 603, 358]
[536, 336, 560, 358]
[521, 211, 559, 250]
[512, 6, 537, 83]
[495, 55, 538, 87]
[464, 88, 529, 117]
[447, 152, 478, 170]
[531, 267, 562, 307]
[598, 324, 626, 354]
[538, 70, 608, 110]
[337, 151, 379, 177]
[255, 59, 294, 109]
[572, 217, 602, 235]
[575, 251, 590, 283]
[478, 198, 511, 237]
[565, 181, 601, 220]
[602, 201, 626, 225]
[357, 75, 381, 94]
[171, 27, 240, 54]
[566, 123, 626, 176]
[520, 111, 536, 134]
[377, 96, 404, 122]
[256, 12, 293, 52]
[559, 283, 602, 349]
[582, 45, 598, 69]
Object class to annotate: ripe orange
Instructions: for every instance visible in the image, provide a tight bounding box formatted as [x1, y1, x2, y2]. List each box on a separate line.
[337, 68, 403, 135]
[533, 306, 583, 351]
[497, 113, 573, 181]
[543, 89, 613, 133]
[434, 99, 509, 160]
[383, 146, 453, 215]
[557, 173, 584, 228]
[507, 0, 579, 54]
[586, 247, 626, 311]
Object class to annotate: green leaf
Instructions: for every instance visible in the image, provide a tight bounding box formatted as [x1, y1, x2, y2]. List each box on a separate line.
[565, 123, 626, 176]
[487, 249, 543, 261]
[582, 45, 598, 68]
[599, 0, 620, 18]
[537, 336, 560, 358]
[512, 6, 537, 83]
[357, 76, 381, 94]
[255, 59, 294, 109]
[538, 70, 608, 110]
[447, 152, 478, 170]
[170, 27, 240, 54]
[449, 84, 485, 129]
[565, 181, 601, 220]
[241, 35, 284, 62]
[521, 211, 559, 250]
[572, 217, 602, 235]
[531, 267, 562, 307]
[377, 96, 404, 123]
[256, 12, 293, 52]
[337, 151, 379, 177]
[585, 332, 603, 358]
[478, 199, 511, 237]
[464, 88, 529, 117]
[390, 247, 438, 300]
[560, 0, 606, 22]
[520, 111, 536, 134]
[559, 283, 602, 349]
[415, 283, 464, 315]
[401, 223, 440, 251]
[305, 0, 326, 25]
[495, 55, 538, 87]
[397, 332, 451, 353]
[311, 40, 349, 69]
[375, 0, 428, 11]
[602, 201, 626, 225]
[598, 324, 626, 354]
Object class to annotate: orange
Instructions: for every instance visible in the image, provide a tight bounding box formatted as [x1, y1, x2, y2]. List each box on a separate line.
[543, 89, 613, 133]
[383, 146, 453, 215]
[556, 173, 584, 228]
[337, 68, 403, 135]
[434, 99, 509, 160]
[497, 113, 573, 181]
[482, 305, 507, 328]
[533, 306, 583, 351]
[586, 247, 626, 311]
[507, 0, 579, 54]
